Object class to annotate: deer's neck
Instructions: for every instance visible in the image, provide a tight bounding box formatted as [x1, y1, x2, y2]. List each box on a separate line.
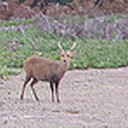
[61, 61, 70, 70]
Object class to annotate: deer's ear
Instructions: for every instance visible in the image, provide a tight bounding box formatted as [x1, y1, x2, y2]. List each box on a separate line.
[70, 49, 76, 56]
[56, 50, 61, 56]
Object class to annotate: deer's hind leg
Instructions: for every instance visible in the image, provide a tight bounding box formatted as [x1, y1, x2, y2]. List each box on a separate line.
[30, 78, 39, 101]
[20, 76, 31, 100]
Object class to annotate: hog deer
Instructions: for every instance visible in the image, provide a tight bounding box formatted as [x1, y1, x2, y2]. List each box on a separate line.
[20, 42, 76, 103]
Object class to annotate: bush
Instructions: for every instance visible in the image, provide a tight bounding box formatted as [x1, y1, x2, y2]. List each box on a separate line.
[33, 13, 128, 40]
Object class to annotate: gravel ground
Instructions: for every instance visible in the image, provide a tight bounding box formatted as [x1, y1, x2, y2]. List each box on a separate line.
[0, 67, 128, 128]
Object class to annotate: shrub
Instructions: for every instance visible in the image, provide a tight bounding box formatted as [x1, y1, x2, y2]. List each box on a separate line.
[33, 13, 128, 40]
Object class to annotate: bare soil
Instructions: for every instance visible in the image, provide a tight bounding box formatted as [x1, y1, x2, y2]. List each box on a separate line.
[0, 67, 128, 128]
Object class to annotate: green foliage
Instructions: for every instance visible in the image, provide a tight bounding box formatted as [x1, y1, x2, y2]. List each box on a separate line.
[84, 40, 128, 68]
[0, 65, 20, 77]
[0, 21, 128, 77]
[0, 19, 33, 27]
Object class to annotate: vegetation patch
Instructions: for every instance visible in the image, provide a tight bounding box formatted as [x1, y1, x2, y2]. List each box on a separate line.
[0, 19, 33, 27]
[0, 17, 128, 77]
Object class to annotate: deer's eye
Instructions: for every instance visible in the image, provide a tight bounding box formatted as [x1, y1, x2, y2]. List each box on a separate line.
[61, 54, 64, 57]
[67, 54, 70, 57]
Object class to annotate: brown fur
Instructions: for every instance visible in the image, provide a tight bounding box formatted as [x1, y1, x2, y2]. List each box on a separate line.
[23, 55, 68, 82]
[20, 43, 76, 103]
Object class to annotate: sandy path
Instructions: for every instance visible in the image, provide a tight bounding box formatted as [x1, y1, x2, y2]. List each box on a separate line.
[0, 67, 128, 128]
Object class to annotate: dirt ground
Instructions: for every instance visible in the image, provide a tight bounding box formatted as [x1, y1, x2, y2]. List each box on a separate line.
[0, 67, 128, 128]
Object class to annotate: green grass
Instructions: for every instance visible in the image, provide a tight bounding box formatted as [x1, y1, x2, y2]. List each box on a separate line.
[0, 19, 33, 27]
[0, 26, 128, 77]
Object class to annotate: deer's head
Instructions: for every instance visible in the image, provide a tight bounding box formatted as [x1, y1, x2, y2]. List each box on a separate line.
[57, 42, 76, 64]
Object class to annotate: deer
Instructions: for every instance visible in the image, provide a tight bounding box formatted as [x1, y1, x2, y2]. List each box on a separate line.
[20, 42, 76, 103]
